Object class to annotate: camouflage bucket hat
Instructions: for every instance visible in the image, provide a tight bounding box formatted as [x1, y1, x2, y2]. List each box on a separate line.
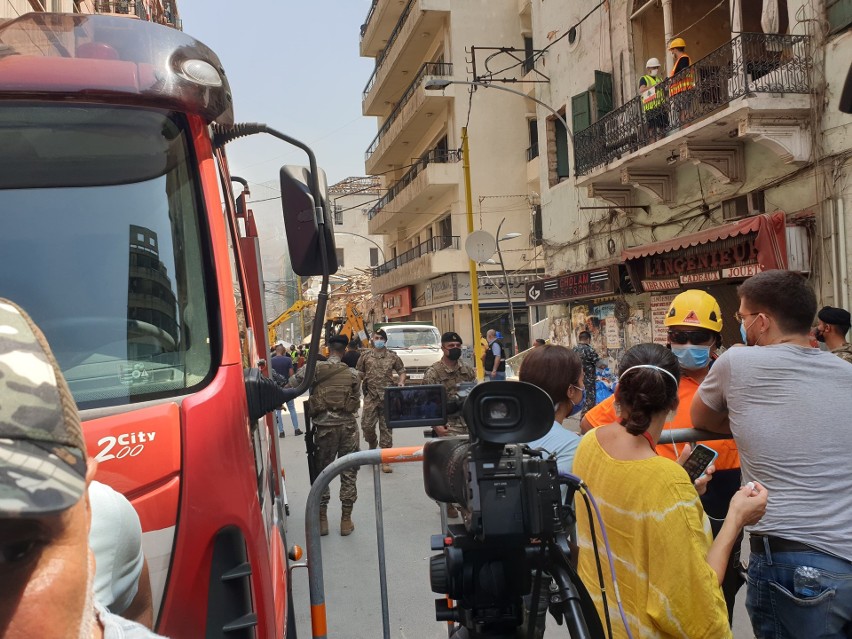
[0, 299, 87, 517]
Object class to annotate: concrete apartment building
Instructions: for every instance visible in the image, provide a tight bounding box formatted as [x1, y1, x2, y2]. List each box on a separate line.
[519, 0, 852, 363]
[1, 1, 179, 27]
[329, 176, 385, 275]
[360, 0, 546, 355]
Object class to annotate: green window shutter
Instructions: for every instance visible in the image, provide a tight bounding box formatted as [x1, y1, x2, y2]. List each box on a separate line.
[827, 0, 852, 33]
[572, 91, 591, 132]
[594, 70, 613, 118]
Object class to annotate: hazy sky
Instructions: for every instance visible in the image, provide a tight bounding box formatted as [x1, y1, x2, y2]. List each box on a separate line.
[179, 0, 377, 191]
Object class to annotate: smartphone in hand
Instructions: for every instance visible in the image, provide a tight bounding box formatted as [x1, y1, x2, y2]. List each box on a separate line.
[682, 444, 719, 483]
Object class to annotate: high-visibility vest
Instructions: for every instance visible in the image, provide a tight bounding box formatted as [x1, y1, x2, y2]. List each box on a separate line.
[668, 54, 695, 96]
[640, 75, 664, 111]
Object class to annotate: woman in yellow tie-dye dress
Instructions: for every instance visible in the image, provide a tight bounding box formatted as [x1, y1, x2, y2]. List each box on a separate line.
[573, 344, 767, 639]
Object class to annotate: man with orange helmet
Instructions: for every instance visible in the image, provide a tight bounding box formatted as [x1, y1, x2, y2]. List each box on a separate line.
[581, 289, 743, 622]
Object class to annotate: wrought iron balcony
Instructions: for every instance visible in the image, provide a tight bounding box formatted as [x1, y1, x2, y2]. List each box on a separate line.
[360, 0, 379, 39]
[365, 62, 453, 162]
[574, 33, 811, 176]
[93, 0, 144, 17]
[368, 147, 461, 220]
[372, 235, 459, 277]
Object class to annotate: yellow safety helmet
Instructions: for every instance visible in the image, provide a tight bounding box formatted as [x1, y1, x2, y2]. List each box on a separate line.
[663, 290, 723, 332]
[668, 37, 687, 50]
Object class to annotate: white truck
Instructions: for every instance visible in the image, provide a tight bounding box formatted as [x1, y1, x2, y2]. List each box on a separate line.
[374, 322, 442, 383]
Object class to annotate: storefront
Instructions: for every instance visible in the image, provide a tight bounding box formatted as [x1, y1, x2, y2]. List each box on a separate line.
[622, 211, 794, 347]
[382, 286, 412, 320]
[529, 212, 807, 364]
[412, 271, 538, 356]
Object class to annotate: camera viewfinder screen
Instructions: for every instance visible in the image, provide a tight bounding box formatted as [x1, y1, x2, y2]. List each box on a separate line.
[384, 385, 447, 429]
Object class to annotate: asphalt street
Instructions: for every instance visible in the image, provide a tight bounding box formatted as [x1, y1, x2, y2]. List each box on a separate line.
[279, 403, 754, 638]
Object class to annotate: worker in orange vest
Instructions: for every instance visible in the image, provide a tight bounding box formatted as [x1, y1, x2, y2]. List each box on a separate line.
[667, 37, 694, 126]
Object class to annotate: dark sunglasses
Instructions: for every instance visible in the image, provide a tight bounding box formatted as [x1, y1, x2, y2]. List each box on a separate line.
[668, 329, 714, 345]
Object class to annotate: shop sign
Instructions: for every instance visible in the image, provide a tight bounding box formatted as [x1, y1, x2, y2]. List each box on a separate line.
[642, 279, 680, 292]
[382, 286, 412, 318]
[722, 264, 762, 278]
[427, 273, 456, 305]
[525, 267, 616, 305]
[645, 236, 759, 277]
[680, 271, 721, 284]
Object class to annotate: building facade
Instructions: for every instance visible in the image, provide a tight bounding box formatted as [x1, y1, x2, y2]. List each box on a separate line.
[360, 0, 545, 356]
[520, 0, 851, 365]
[1, 0, 180, 28]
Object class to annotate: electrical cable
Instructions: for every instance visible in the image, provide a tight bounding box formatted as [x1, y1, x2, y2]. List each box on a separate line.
[576, 482, 614, 639]
[564, 474, 635, 639]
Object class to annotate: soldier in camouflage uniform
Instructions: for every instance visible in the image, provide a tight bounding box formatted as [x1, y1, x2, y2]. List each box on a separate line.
[0, 298, 166, 638]
[356, 329, 406, 473]
[572, 330, 599, 415]
[815, 306, 852, 365]
[423, 331, 476, 437]
[290, 334, 362, 536]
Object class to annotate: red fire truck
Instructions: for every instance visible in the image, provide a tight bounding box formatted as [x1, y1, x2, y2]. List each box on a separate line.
[0, 12, 337, 638]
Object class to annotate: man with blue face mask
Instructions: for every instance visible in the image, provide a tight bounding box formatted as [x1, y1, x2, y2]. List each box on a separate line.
[581, 288, 745, 623]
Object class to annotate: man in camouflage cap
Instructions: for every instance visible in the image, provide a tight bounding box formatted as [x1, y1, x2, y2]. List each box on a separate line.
[290, 333, 361, 536]
[356, 328, 406, 473]
[0, 298, 165, 638]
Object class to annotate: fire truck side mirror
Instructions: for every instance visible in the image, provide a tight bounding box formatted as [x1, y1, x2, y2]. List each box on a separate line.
[244, 368, 299, 422]
[279, 165, 339, 276]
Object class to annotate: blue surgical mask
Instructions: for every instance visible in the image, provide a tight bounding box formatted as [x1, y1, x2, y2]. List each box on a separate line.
[670, 344, 711, 370]
[373, 340, 386, 349]
[739, 323, 748, 345]
[569, 388, 585, 416]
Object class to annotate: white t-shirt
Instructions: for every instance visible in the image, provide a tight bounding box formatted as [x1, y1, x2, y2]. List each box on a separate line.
[89, 481, 145, 614]
[698, 344, 852, 561]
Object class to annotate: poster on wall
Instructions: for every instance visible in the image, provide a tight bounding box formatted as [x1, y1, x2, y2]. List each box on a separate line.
[604, 318, 621, 349]
[650, 294, 677, 345]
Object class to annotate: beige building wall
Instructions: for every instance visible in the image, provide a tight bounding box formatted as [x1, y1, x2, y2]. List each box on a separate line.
[361, 0, 544, 354]
[525, 0, 852, 364]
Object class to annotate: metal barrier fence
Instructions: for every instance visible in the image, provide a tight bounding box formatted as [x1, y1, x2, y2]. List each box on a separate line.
[291, 428, 732, 638]
[574, 33, 811, 176]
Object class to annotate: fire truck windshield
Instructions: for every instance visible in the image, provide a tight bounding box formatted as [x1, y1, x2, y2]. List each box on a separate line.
[0, 104, 214, 409]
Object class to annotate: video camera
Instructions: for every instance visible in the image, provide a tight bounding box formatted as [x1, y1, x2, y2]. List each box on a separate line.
[384, 382, 604, 639]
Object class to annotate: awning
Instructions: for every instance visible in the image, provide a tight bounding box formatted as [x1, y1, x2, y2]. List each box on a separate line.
[622, 212, 789, 292]
[622, 211, 787, 270]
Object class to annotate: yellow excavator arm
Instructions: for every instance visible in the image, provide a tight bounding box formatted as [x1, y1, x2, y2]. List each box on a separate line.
[267, 299, 316, 347]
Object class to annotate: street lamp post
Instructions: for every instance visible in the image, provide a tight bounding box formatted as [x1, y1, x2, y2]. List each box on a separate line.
[332, 230, 387, 265]
[494, 218, 521, 356]
[425, 78, 571, 366]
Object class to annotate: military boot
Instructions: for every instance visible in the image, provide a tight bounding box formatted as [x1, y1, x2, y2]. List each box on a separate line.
[319, 507, 329, 536]
[340, 504, 355, 536]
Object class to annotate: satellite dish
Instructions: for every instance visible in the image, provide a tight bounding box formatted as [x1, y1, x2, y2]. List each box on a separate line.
[465, 230, 497, 263]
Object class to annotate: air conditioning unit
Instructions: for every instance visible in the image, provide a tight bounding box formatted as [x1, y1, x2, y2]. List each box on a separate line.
[786, 225, 810, 273]
[722, 190, 765, 220]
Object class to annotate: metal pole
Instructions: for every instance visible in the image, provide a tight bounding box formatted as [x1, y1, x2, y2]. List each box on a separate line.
[373, 464, 391, 639]
[304, 446, 424, 639]
[495, 218, 519, 356]
[298, 275, 306, 341]
[462, 127, 486, 380]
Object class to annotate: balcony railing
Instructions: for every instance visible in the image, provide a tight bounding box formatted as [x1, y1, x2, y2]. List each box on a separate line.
[365, 62, 453, 161]
[363, 0, 416, 100]
[526, 141, 539, 161]
[368, 147, 462, 220]
[574, 33, 811, 176]
[372, 235, 459, 277]
[360, 0, 380, 39]
[93, 0, 144, 17]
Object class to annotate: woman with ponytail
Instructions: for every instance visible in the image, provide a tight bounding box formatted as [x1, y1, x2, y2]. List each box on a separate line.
[573, 344, 767, 638]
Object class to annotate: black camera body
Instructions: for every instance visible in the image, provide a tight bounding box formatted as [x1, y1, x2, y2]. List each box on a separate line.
[384, 381, 602, 638]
